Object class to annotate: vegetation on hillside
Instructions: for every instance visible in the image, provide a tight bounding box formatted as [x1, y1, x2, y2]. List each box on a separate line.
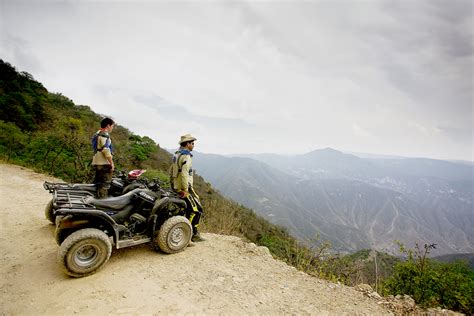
[1, 59, 472, 313]
[0, 60, 169, 180]
[383, 243, 474, 314]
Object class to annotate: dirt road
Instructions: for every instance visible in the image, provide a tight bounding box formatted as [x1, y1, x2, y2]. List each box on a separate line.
[0, 163, 391, 314]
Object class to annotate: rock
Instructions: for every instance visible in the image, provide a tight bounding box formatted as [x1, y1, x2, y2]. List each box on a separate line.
[355, 283, 373, 294]
[426, 307, 464, 315]
[402, 296, 415, 308]
[257, 246, 271, 257]
[368, 292, 382, 299]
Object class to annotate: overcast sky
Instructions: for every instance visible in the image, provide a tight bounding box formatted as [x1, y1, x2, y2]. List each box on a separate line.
[1, 0, 473, 161]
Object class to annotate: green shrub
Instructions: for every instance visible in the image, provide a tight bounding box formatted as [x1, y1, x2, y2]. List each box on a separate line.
[383, 242, 474, 314]
[0, 120, 28, 162]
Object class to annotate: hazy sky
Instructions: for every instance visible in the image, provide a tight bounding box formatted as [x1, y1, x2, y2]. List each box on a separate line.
[1, 0, 473, 161]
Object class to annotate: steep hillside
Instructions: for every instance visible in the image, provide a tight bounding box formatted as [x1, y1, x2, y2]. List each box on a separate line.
[0, 59, 171, 181]
[0, 163, 392, 315]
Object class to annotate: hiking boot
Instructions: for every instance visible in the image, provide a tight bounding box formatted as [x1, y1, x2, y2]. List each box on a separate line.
[191, 232, 206, 242]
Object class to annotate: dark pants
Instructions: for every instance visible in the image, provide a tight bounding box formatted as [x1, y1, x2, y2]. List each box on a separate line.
[93, 164, 113, 198]
[183, 189, 203, 234]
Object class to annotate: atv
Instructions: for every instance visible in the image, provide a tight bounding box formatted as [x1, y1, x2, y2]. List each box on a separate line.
[43, 169, 147, 224]
[54, 185, 192, 278]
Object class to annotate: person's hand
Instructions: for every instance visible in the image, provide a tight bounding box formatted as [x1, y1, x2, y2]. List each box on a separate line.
[178, 191, 189, 198]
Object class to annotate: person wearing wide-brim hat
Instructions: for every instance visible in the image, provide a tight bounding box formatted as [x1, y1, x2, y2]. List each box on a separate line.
[178, 134, 196, 145]
[169, 134, 205, 242]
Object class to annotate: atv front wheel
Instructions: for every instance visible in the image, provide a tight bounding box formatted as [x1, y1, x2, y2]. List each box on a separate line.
[45, 199, 55, 224]
[154, 216, 192, 254]
[58, 228, 112, 278]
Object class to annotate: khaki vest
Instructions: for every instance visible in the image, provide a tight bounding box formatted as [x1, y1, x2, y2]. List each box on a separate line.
[169, 151, 193, 192]
[92, 133, 113, 165]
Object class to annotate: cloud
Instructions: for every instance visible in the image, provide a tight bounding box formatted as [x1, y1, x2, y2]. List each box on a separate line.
[1, 0, 472, 160]
[0, 34, 44, 75]
[133, 94, 254, 130]
[437, 125, 473, 144]
[352, 123, 373, 138]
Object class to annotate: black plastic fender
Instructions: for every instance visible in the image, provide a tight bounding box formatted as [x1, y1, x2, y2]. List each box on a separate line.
[149, 197, 187, 233]
[55, 208, 120, 245]
[151, 197, 186, 215]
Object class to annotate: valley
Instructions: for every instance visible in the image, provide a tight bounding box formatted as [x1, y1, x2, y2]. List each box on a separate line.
[193, 149, 474, 256]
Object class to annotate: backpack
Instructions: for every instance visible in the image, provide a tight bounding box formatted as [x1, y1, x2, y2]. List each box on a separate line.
[92, 131, 112, 153]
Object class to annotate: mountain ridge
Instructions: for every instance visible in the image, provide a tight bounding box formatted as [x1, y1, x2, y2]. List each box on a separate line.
[193, 148, 474, 256]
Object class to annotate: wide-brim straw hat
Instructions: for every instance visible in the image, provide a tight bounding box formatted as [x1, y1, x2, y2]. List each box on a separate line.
[179, 134, 197, 145]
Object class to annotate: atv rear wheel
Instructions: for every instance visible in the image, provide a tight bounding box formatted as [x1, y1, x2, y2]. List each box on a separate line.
[154, 216, 192, 254]
[45, 199, 55, 224]
[58, 228, 112, 278]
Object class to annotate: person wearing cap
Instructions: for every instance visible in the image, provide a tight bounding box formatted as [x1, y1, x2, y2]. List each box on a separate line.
[169, 134, 205, 242]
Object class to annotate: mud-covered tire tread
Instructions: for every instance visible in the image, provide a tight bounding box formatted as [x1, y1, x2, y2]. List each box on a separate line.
[57, 228, 112, 278]
[45, 199, 55, 224]
[154, 216, 191, 254]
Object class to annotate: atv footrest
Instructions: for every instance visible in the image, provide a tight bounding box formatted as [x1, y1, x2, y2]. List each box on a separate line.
[116, 236, 151, 249]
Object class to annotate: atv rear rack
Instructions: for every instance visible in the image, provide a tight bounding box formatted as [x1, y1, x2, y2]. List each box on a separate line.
[44, 181, 96, 193]
[53, 190, 95, 209]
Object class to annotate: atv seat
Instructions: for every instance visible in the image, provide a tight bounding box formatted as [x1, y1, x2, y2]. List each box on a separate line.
[83, 189, 138, 210]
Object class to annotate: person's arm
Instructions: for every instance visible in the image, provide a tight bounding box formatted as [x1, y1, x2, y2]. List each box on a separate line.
[106, 156, 114, 172]
[179, 156, 191, 195]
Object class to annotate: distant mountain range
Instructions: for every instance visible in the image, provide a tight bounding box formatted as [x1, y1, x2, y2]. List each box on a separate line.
[190, 148, 474, 256]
